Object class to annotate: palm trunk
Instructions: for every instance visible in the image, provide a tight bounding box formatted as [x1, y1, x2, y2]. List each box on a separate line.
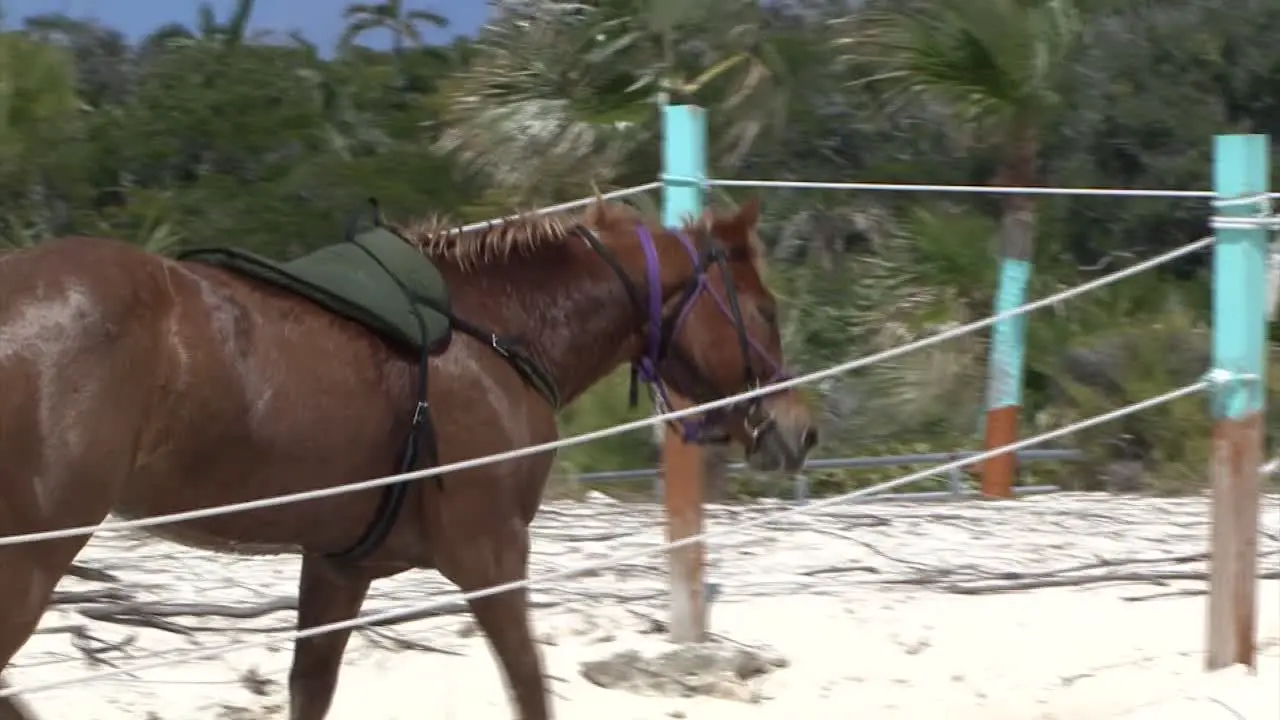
[981, 124, 1039, 498]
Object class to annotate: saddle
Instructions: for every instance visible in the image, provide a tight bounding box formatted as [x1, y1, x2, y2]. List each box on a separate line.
[179, 226, 454, 356]
[177, 208, 559, 565]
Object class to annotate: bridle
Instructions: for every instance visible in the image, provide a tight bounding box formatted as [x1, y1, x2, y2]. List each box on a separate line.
[578, 221, 790, 449]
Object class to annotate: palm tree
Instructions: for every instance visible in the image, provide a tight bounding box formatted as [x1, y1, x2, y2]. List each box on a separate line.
[140, 0, 257, 52]
[339, 0, 448, 56]
[436, 0, 799, 200]
[196, 0, 256, 48]
[835, 0, 1082, 495]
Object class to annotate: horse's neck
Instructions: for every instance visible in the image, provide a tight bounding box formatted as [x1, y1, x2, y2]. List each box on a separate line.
[443, 237, 690, 405]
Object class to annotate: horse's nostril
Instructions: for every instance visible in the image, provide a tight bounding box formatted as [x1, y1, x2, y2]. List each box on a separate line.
[800, 427, 818, 450]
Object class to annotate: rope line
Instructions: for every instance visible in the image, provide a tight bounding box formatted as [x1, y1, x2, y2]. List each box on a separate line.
[0, 379, 1209, 699]
[446, 182, 660, 235]
[686, 177, 1269, 198]
[1207, 194, 1280, 317]
[0, 236, 1216, 548]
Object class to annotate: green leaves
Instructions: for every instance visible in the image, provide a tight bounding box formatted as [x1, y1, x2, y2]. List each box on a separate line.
[0, 29, 81, 248]
[435, 0, 802, 197]
[836, 0, 1081, 132]
[0, 30, 80, 158]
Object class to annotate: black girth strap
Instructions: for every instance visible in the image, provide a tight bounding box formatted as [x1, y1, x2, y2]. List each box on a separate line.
[327, 200, 438, 563]
[326, 199, 558, 564]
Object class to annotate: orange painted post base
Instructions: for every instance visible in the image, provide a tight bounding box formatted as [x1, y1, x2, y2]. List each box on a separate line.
[981, 405, 1020, 499]
[662, 394, 707, 643]
[1207, 414, 1263, 670]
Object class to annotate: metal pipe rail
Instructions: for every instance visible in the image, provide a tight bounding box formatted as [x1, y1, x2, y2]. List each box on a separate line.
[565, 448, 1084, 503]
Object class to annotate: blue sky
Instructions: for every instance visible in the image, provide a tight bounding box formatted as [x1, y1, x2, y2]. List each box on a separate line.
[1, 0, 489, 47]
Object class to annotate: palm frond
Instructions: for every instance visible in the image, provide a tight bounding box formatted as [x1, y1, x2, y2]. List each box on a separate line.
[342, 3, 390, 21]
[393, 19, 425, 46]
[439, 0, 808, 188]
[835, 0, 1081, 130]
[406, 10, 449, 28]
[225, 0, 256, 44]
[338, 16, 387, 48]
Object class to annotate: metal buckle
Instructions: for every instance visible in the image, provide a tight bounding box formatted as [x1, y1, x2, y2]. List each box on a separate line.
[743, 400, 773, 449]
[491, 334, 510, 357]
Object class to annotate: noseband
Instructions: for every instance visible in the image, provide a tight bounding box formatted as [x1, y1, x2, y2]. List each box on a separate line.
[579, 223, 789, 448]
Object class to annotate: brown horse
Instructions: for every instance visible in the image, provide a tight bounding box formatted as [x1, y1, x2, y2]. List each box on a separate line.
[0, 196, 815, 719]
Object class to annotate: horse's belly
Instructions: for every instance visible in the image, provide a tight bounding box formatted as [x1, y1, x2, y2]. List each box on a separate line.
[111, 487, 305, 556]
[119, 515, 302, 557]
[112, 454, 394, 557]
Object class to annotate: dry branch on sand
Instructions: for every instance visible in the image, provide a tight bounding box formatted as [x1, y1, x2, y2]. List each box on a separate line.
[7, 493, 1277, 718]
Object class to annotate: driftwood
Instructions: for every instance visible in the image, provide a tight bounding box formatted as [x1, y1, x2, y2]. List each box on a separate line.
[42, 542, 1275, 666]
[885, 549, 1280, 595]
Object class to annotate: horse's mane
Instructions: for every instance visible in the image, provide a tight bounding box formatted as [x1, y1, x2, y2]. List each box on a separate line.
[397, 201, 645, 270]
[396, 199, 766, 273]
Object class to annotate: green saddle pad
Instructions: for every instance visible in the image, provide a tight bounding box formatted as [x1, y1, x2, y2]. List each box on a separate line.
[179, 227, 452, 355]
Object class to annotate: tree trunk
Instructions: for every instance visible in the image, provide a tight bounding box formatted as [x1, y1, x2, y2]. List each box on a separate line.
[995, 128, 1039, 263]
[980, 124, 1040, 499]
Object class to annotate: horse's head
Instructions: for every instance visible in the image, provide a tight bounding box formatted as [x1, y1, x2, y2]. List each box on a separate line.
[598, 196, 817, 473]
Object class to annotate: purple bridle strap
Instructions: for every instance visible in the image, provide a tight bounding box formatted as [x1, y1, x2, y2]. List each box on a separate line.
[637, 225, 665, 377]
[631, 224, 790, 442]
[666, 231, 791, 386]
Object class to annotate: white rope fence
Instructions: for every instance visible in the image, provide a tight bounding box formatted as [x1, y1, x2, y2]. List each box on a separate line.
[0, 236, 1217, 548]
[1208, 193, 1280, 319]
[416, 178, 1280, 237]
[0, 378, 1212, 698]
[445, 181, 660, 235]
[697, 178, 1225, 197]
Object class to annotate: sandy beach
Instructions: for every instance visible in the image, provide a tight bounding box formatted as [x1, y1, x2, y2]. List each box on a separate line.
[6, 492, 1279, 719]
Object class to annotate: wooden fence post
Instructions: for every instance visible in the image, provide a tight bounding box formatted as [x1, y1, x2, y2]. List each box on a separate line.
[1207, 133, 1268, 671]
[661, 104, 708, 643]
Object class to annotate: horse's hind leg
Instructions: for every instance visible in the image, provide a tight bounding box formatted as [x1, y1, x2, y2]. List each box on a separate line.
[0, 533, 99, 717]
[436, 525, 548, 720]
[287, 555, 372, 720]
[0, 391, 143, 706]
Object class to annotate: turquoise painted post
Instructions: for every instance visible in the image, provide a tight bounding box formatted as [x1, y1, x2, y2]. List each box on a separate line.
[660, 104, 708, 644]
[981, 257, 1033, 498]
[1206, 133, 1269, 671]
[662, 105, 707, 227]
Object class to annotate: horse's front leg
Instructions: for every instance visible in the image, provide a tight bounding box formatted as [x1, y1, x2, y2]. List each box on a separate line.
[0, 678, 39, 720]
[287, 555, 372, 720]
[437, 523, 548, 720]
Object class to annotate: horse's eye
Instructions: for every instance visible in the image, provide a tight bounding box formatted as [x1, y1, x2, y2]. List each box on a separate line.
[758, 303, 778, 327]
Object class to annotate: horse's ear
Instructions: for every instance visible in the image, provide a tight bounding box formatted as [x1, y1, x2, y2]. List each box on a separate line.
[699, 208, 716, 234]
[735, 195, 761, 229]
[584, 186, 610, 227]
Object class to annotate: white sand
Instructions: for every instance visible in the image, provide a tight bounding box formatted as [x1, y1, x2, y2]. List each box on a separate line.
[7, 492, 1279, 719]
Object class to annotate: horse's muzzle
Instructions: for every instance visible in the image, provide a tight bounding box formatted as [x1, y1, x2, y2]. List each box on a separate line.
[746, 419, 817, 473]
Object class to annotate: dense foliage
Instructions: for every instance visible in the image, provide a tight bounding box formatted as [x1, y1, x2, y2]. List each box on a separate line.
[3, 0, 1279, 495]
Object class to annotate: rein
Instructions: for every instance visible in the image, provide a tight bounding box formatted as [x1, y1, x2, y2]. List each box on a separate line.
[577, 222, 790, 448]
